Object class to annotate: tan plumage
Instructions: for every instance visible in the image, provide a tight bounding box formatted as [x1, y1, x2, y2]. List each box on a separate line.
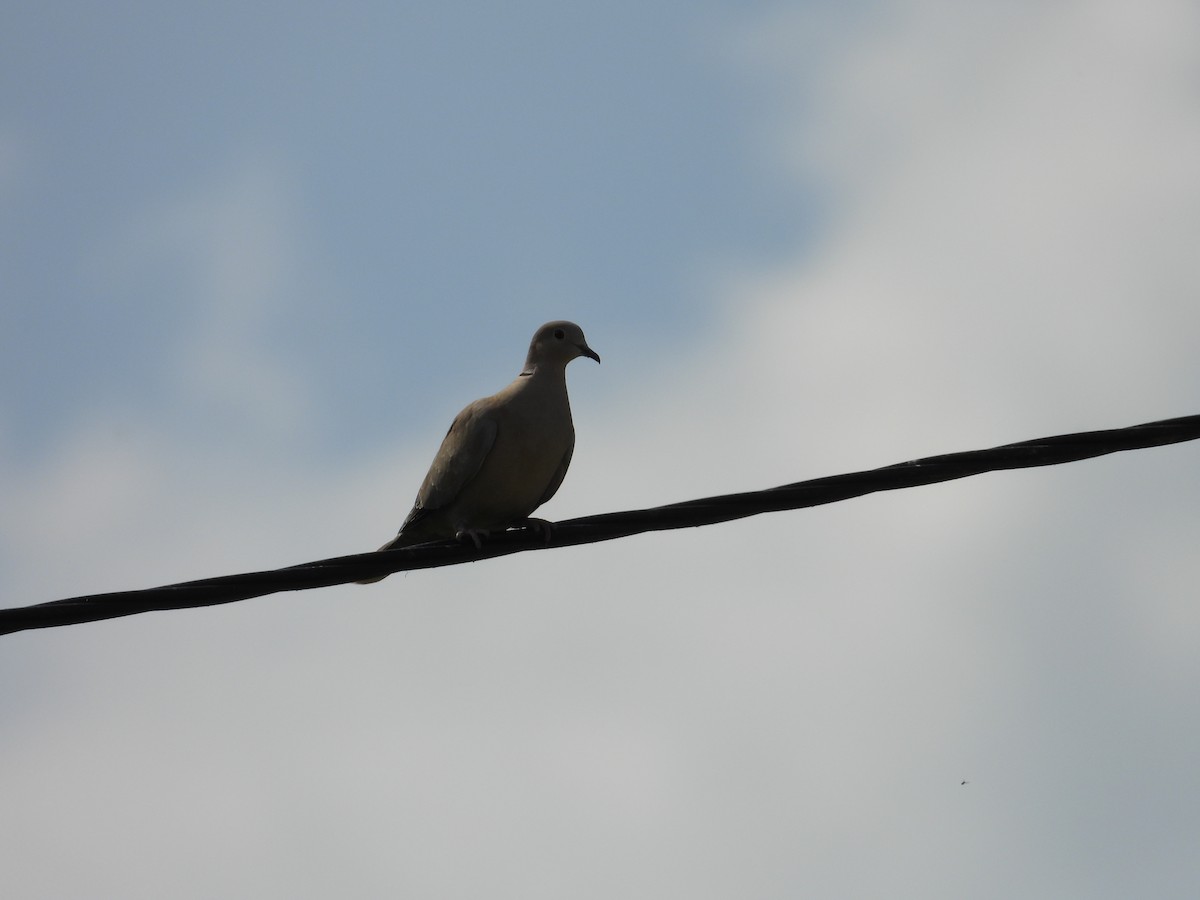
[358, 321, 599, 583]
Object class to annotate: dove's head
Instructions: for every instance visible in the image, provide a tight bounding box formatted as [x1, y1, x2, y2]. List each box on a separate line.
[524, 321, 601, 372]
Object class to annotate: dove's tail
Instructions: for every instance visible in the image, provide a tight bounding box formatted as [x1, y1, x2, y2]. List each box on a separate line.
[354, 535, 407, 585]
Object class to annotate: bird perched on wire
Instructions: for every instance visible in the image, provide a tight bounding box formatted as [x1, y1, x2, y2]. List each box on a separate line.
[357, 320, 600, 583]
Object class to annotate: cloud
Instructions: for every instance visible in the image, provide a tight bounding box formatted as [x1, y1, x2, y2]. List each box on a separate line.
[84, 154, 316, 445]
[727, 0, 1200, 436]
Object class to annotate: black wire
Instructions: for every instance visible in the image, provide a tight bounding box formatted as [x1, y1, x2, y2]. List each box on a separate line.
[3, 414, 1197, 635]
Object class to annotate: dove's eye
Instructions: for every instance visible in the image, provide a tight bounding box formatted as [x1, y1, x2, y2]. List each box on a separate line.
[553, 328, 566, 340]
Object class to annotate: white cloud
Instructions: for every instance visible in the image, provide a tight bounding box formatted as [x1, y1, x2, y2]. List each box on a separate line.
[87, 155, 316, 443]
[730, 0, 1200, 439]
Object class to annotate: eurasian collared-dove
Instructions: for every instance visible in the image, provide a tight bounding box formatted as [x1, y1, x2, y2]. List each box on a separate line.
[358, 321, 599, 583]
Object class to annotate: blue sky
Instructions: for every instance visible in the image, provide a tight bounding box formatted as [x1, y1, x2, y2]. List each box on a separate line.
[1, 0, 804, 457]
[3, 2, 1200, 898]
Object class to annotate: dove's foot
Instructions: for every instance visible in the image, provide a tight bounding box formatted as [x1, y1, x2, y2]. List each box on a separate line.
[455, 528, 488, 549]
[515, 517, 555, 543]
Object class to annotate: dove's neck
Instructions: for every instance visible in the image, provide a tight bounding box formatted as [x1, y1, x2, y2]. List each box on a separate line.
[519, 359, 568, 383]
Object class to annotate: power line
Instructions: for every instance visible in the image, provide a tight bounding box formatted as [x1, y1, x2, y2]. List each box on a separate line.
[2, 413, 1197, 636]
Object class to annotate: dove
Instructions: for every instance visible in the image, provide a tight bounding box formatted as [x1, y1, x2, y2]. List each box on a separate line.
[358, 320, 600, 583]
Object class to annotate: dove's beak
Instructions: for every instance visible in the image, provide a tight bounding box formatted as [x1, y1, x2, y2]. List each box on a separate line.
[578, 344, 601, 363]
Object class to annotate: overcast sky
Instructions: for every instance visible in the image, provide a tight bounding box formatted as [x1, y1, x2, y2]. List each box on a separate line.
[3, 2, 1200, 898]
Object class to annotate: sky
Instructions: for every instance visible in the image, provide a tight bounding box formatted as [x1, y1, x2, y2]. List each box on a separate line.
[2, 1, 1200, 897]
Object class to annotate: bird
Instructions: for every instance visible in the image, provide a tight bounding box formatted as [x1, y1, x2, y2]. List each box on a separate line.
[357, 320, 600, 583]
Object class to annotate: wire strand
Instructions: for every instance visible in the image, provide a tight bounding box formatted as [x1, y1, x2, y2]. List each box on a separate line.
[3, 413, 1197, 635]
